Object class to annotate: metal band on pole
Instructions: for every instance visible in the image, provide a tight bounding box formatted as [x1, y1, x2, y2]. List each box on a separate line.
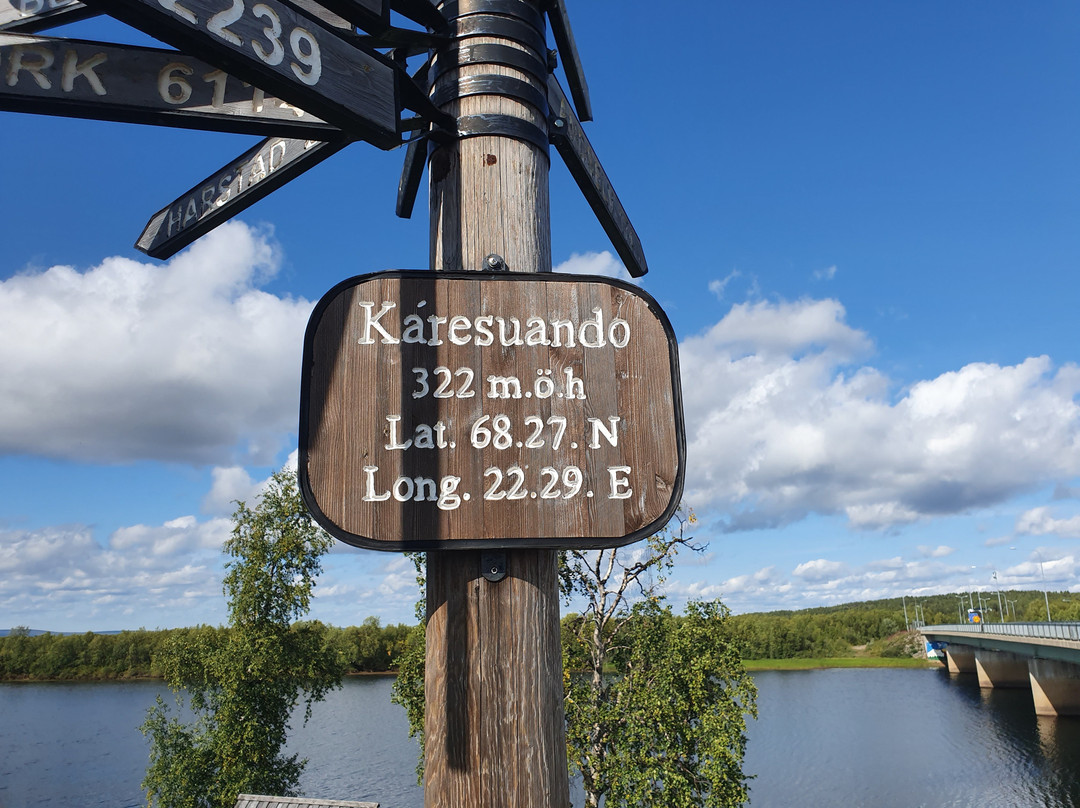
[431, 41, 550, 86]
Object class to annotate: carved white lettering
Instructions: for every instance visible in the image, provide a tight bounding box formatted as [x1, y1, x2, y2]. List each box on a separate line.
[362, 465, 461, 510]
[62, 50, 106, 95]
[351, 301, 631, 350]
[608, 466, 632, 499]
[356, 301, 399, 345]
[7, 44, 53, 89]
[587, 416, 620, 449]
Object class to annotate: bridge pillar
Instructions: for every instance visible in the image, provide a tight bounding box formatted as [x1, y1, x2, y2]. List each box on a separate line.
[1029, 659, 1080, 717]
[946, 646, 976, 675]
[975, 650, 1031, 689]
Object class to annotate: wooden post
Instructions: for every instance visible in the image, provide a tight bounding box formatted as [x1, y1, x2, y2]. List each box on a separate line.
[424, 1, 570, 806]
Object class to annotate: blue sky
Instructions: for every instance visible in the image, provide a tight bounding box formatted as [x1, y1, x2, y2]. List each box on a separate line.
[2, 1, 1078, 631]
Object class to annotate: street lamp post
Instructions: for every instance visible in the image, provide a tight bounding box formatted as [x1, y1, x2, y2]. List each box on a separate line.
[992, 572, 1005, 623]
[1008, 546, 1053, 622]
[1036, 552, 1053, 623]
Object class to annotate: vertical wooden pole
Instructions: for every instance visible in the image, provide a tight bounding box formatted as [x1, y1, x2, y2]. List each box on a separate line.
[424, 1, 570, 806]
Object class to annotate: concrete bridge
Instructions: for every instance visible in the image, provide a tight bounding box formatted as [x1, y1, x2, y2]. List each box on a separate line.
[920, 622, 1080, 716]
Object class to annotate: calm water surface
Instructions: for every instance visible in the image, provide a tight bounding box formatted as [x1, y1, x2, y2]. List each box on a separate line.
[2, 668, 1079, 807]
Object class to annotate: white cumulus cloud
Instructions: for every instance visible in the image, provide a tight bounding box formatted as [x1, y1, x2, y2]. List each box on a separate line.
[0, 223, 314, 465]
[679, 297, 1080, 532]
[554, 250, 635, 284]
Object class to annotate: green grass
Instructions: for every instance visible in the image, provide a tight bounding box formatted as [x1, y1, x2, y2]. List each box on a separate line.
[742, 657, 939, 671]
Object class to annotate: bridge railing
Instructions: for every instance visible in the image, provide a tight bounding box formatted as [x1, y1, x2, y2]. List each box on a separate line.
[922, 622, 1080, 642]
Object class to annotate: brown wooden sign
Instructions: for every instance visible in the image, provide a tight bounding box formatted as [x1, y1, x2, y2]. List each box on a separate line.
[81, 0, 399, 148]
[299, 270, 685, 551]
[0, 33, 339, 138]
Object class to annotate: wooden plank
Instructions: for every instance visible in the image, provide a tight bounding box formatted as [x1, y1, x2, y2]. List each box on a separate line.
[234, 797, 379, 808]
[423, 11, 570, 807]
[547, 75, 648, 278]
[0, 0, 99, 32]
[307, 0, 387, 33]
[424, 550, 484, 808]
[80, 0, 400, 148]
[137, 136, 348, 259]
[545, 0, 590, 121]
[0, 33, 340, 139]
[298, 271, 684, 550]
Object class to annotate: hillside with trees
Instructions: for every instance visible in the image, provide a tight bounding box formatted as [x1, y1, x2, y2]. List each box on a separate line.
[3, 589, 1075, 680]
[731, 589, 1078, 660]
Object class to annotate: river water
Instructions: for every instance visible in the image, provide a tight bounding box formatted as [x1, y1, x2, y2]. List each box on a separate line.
[2, 668, 1079, 807]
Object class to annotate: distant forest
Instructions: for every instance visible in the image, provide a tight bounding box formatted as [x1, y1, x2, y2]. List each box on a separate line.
[731, 589, 1079, 660]
[0, 618, 416, 681]
[2, 590, 1076, 680]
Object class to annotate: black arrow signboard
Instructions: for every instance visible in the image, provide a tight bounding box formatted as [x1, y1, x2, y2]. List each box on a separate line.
[81, 0, 400, 148]
[137, 136, 348, 258]
[0, 32, 339, 138]
[547, 75, 648, 278]
[0, 0, 98, 32]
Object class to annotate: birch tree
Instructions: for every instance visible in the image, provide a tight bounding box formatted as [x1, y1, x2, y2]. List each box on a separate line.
[561, 511, 757, 808]
[141, 469, 345, 808]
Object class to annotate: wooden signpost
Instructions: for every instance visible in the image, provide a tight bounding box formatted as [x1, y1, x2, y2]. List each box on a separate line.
[299, 270, 683, 550]
[80, 0, 400, 148]
[1, 1, 675, 806]
[0, 32, 339, 137]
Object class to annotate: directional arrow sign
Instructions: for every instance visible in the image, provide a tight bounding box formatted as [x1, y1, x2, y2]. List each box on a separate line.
[137, 136, 348, 259]
[81, 0, 400, 148]
[546, 0, 591, 121]
[0, 0, 99, 32]
[547, 76, 647, 278]
[0, 33, 339, 138]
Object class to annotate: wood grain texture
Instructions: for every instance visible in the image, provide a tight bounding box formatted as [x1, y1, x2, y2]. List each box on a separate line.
[425, 549, 566, 808]
[424, 3, 570, 806]
[299, 273, 682, 550]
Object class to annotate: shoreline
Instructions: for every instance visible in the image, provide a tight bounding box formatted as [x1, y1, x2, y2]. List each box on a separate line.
[743, 657, 939, 671]
[1, 659, 940, 683]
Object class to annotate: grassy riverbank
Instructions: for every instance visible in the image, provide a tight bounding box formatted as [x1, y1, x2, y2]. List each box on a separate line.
[743, 657, 938, 671]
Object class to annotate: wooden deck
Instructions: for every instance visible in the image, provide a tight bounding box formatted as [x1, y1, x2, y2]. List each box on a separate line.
[235, 795, 378, 808]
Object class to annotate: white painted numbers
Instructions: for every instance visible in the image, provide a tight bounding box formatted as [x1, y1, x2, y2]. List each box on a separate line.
[154, 0, 322, 85]
[0, 34, 314, 116]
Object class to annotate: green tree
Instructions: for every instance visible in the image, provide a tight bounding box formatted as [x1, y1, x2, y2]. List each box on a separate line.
[391, 515, 757, 807]
[141, 469, 345, 808]
[390, 552, 427, 782]
[562, 512, 757, 808]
